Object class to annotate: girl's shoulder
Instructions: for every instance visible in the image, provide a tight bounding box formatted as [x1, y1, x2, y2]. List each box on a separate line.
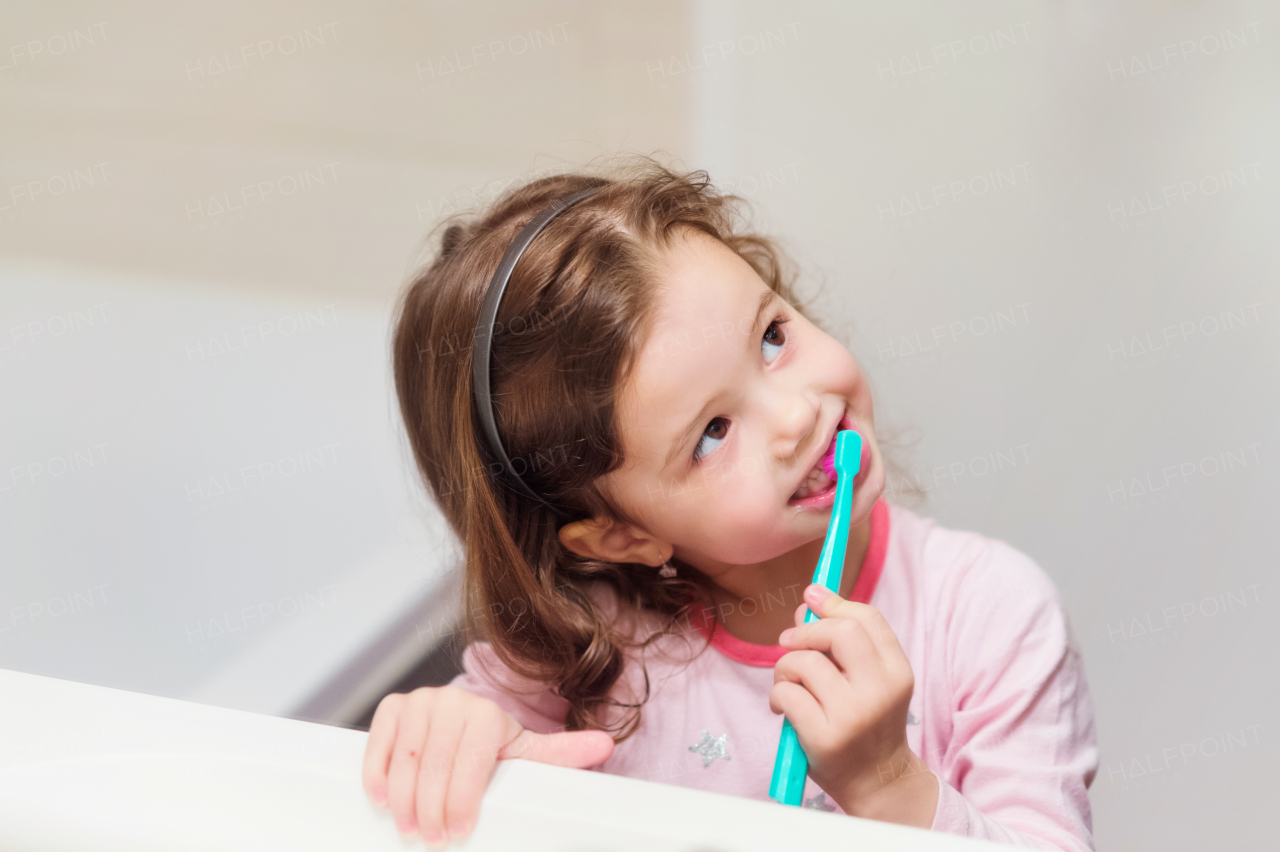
[450, 579, 670, 731]
[882, 500, 1066, 619]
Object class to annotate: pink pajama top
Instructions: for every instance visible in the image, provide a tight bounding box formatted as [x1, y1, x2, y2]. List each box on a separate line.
[451, 499, 1099, 850]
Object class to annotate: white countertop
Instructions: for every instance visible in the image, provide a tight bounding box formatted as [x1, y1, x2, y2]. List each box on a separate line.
[0, 666, 1010, 851]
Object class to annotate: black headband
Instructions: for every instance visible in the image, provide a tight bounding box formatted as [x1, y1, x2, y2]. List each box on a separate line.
[472, 185, 602, 516]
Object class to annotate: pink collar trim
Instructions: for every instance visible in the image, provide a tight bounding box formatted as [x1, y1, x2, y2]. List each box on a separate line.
[691, 498, 890, 667]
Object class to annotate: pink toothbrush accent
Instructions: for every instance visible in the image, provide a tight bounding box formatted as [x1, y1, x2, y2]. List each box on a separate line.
[821, 436, 838, 481]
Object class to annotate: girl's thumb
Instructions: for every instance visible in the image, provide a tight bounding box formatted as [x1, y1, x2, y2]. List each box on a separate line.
[497, 728, 615, 768]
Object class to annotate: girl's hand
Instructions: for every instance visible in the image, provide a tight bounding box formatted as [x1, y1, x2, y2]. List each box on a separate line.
[362, 685, 615, 847]
[770, 584, 936, 824]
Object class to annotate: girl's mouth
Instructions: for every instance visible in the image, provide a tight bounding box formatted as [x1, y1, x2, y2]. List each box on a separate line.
[789, 472, 837, 506]
[787, 413, 858, 507]
[789, 437, 838, 502]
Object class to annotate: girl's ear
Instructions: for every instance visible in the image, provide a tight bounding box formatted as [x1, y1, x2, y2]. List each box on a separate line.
[558, 516, 672, 568]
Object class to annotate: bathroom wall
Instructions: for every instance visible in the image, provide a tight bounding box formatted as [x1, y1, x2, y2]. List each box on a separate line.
[679, 3, 1277, 850]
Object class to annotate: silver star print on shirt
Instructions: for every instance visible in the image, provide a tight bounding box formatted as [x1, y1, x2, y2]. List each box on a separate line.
[688, 730, 731, 768]
[803, 792, 837, 811]
[907, 711, 919, 725]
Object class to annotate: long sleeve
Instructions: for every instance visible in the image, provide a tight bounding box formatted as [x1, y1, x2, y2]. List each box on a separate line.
[449, 640, 571, 735]
[927, 539, 1098, 851]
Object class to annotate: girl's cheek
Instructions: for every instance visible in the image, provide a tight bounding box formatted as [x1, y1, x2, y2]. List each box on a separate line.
[671, 476, 799, 563]
[708, 447, 771, 488]
[694, 463, 760, 503]
[711, 486, 781, 534]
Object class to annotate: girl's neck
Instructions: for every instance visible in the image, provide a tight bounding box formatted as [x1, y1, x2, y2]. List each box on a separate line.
[705, 515, 873, 646]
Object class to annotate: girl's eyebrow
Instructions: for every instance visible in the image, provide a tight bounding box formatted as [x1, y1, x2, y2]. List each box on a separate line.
[660, 289, 779, 470]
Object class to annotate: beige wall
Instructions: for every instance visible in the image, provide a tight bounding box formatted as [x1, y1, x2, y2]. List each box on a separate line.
[0, 1, 690, 306]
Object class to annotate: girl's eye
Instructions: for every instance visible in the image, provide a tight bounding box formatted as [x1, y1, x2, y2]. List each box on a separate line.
[762, 318, 789, 364]
[692, 417, 729, 462]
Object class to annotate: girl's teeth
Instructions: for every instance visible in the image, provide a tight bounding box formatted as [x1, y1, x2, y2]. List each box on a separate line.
[791, 463, 833, 500]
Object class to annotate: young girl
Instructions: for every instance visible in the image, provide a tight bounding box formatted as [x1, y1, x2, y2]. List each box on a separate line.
[362, 156, 1098, 850]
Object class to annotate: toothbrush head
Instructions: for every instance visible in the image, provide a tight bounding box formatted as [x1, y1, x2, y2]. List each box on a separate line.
[832, 430, 862, 479]
[821, 444, 838, 482]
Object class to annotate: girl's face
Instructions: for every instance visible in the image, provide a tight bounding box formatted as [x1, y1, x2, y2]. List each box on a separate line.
[603, 229, 885, 573]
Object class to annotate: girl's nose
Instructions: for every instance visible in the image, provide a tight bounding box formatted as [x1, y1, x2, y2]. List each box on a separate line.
[767, 389, 820, 463]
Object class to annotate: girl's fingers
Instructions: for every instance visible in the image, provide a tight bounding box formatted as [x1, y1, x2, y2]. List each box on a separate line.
[414, 693, 467, 844]
[384, 690, 432, 837]
[793, 601, 809, 629]
[801, 585, 911, 672]
[500, 728, 616, 768]
[804, 584, 853, 619]
[772, 649, 848, 718]
[442, 707, 509, 842]
[768, 679, 825, 735]
[780, 615, 877, 675]
[361, 692, 403, 808]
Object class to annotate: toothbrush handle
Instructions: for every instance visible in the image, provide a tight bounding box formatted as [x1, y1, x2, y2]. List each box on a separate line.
[770, 717, 808, 805]
[768, 432, 860, 806]
[769, 602, 826, 806]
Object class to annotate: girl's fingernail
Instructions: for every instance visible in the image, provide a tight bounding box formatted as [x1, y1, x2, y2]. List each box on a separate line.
[805, 584, 827, 603]
[372, 791, 387, 808]
[450, 821, 474, 841]
[778, 628, 795, 644]
[397, 820, 418, 838]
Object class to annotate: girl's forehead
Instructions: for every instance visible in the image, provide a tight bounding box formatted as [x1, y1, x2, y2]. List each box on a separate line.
[647, 232, 765, 343]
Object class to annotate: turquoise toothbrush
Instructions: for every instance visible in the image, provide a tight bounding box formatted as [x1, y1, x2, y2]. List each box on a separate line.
[769, 429, 862, 806]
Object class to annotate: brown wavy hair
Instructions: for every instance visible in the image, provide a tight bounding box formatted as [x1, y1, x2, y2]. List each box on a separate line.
[393, 153, 835, 742]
